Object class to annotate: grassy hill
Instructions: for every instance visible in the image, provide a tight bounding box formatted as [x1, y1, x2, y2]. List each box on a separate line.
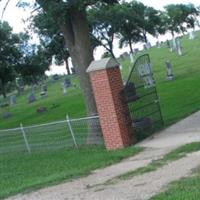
[1, 31, 200, 199]
[0, 76, 86, 129]
[1, 31, 200, 130]
[121, 31, 200, 126]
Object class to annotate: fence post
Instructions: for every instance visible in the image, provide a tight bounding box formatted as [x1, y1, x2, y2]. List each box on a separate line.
[66, 115, 78, 149]
[20, 123, 31, 153]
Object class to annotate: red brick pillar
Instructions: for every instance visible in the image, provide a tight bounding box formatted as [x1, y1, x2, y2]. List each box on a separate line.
[87, 57, 134, 150]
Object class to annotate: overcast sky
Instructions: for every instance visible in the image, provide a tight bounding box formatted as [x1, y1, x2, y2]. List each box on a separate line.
[0, 0, 199, 74]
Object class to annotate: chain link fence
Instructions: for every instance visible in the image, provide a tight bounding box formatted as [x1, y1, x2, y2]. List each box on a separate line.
[0, 115, 103, 155]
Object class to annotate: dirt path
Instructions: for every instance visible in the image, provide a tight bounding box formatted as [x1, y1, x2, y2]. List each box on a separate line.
[7, 111, 200, 200]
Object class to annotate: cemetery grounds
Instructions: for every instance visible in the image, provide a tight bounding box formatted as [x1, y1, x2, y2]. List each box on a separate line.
[1, 31, 200, 198]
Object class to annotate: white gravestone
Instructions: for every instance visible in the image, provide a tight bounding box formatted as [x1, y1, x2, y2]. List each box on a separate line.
[10, 95, 16, 105]
[62, 82, 67, 95]
[172, 38, 176, 51]
[189, 31, 195, 40]
[176, 38, 182, 56]
[156, 41, 161, 48]
[165, 60, 174, 80]
[130, 53, 134, 64]
[146, 42, 151, 49]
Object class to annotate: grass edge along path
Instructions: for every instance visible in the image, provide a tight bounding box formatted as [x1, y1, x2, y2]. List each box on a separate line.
[150, 167, 200, 200]
[0, 146, 142, 199]
[98, 142, 200, 186]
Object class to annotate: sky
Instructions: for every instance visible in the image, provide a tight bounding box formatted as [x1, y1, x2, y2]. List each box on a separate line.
[0, 0, 199, 75]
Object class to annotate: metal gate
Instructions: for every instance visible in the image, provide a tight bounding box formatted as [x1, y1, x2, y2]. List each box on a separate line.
[123, 54, 164, 140]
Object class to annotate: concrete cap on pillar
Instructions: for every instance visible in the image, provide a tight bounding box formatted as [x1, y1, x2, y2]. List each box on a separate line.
[86, 57, 119, 73]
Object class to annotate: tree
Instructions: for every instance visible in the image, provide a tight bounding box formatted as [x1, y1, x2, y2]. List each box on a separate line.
[16, 45, 51, 85]
[164, 4, 199, 37]
[0, 21, 21, 98]
[184, 4, 199, 30]
[137, 4, 161, 43]
[33, 12, 71, 75]
[113, 1, 143, 54]
[29, 0, 119, 143]
[88, 4, 117, 58]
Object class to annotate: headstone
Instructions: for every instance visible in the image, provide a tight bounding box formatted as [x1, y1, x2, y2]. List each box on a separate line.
[36, 107, 47, 113]
[146, 42, 151, 49]
[172, 38, 176, 51]
[64, 78, 71, 88]
[52, 74, 60, 81]
[143, 44, 147, 50]
[15, 77, 24, 95]
[120, 52, 129, 59]
[28, 93, 36, 103]
[156, 41, 161, 48]
[10, 95, 16, 105]
[189, 31, 195, 40]
[40, 85, 47, 98]
[1, 102, 12, 119]
[2, 112, 12, 119]
[28, 85, 37, 103]
[165, 60, 174, 80]
[166, 40, 170, 48]
[130, 53, 134, 64]
[71, 68, 76, 74]
[62, 78, 71, 95]
[63, 86, 67, 95]
[43, 84, 47, 92]
[175, 38, 182, 56]
[134, 48, 139, 54]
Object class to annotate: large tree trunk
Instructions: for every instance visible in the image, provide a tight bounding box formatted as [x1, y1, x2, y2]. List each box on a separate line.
[60, 10, 102, 144]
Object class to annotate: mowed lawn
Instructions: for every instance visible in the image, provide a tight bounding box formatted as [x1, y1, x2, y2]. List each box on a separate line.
[0, 76, 86, 129]
[1, 32, 200, 199]
[121, 31, 200, 126]
[151, 167, 200, 200]
[1, 32, 200, 129]
[0, 146, 142, 199]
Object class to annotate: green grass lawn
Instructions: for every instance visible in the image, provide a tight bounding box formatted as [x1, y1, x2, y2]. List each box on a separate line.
[121, 31, 200, 126]
[1, 32, 200, 129]
[0, 76, 86, 129]
[0, 146, 142, 199]
[151, 168, 200, 200]
[95, 142, 200, 186]
[1, 32, 200, 199]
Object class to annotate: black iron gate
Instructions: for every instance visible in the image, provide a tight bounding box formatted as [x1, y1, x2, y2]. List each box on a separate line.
[123, 54, 164, 140]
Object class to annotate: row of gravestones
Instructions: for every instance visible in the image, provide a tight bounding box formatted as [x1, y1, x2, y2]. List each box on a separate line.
[128, 31, 198, 81]
[28, 84, 48, 104]
[28, 77, 74, 103]
[4, 77, 73, 107]
[1, 78, 73, 119]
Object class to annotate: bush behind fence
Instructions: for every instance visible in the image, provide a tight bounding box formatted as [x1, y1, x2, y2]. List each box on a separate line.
[0, 115, 103, 155]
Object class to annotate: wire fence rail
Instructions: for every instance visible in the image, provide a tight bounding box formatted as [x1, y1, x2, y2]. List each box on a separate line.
[0, 115, 103, 155]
